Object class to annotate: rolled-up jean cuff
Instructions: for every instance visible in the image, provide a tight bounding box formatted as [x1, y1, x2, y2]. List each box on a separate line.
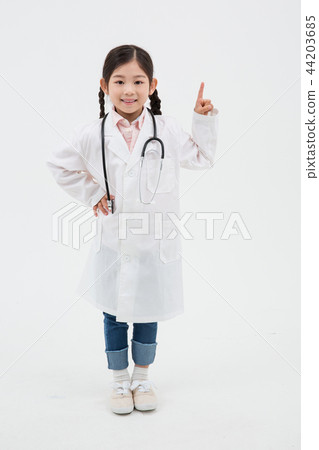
[105, 346, 129, 370]
[131, 339, 158, 366]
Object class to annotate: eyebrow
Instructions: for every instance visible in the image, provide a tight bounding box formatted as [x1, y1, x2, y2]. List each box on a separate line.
[112, 74, 147, 79]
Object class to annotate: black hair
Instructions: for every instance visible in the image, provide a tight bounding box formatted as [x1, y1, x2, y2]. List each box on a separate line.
[98, 44, 161, 119]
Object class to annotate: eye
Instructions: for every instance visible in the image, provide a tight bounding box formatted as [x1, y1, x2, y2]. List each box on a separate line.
[115, 81, 144, 84]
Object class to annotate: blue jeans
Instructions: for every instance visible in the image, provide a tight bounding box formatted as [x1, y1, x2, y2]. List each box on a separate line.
[103, 313, 158, 370]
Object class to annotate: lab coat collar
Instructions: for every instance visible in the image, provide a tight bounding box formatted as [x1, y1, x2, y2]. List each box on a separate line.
[103, 105, 155, 173]
[111, 104, 147, 130]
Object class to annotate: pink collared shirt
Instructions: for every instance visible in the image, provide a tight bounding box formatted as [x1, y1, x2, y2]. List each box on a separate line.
[111, 104, 147, 153]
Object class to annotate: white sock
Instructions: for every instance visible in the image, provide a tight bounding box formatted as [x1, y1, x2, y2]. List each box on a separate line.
[113, 368, 130, 383]
[131, 366, 149, 382]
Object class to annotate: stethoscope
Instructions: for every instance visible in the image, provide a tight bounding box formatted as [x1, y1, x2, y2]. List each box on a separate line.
[101, 107, 165, 213]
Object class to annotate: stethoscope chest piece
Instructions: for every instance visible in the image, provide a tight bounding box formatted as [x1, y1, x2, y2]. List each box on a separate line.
[139, 135, 165, 204]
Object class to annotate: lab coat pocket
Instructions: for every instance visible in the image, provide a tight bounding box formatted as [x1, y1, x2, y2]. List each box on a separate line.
[93, 214, 103, 253]
[159, 220, 181, 263]
[146, 157, 177, 194]
[93, 211, 111, 253]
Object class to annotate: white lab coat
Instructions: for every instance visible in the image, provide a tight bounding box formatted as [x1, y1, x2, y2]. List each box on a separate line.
[46, 106, 219, 322]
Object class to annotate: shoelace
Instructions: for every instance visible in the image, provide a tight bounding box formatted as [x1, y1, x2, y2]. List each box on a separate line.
[110, 380, 131, 395]
[130, 379, 157, 392]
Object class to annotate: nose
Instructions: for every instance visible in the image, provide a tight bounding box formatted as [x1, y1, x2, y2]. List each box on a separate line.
[123, 84, 135, 95]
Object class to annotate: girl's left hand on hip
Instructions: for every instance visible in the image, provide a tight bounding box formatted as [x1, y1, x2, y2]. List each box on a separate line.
[194, 81, 214, 115]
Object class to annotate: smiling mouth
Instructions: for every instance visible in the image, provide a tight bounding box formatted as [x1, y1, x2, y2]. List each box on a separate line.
[121, 99, 137, 104]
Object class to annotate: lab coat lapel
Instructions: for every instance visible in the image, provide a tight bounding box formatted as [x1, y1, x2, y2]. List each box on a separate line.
[125, 108, 154, 173]
[103, 112, 130, 165]
[103, 107, 155, 173]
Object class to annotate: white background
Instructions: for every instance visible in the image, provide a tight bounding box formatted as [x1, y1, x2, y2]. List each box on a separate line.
[0, 0, 301, 449]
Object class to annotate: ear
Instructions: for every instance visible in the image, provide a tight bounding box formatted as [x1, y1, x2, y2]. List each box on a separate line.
[150, 78, 158, 95]
[100, 78, 108, 95]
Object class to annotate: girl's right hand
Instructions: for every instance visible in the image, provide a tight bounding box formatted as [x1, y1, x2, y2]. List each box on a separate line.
[93, 194, 115, 217]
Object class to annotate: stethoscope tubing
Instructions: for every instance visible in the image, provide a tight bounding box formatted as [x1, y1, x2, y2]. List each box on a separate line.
[100, 107, 165, 208]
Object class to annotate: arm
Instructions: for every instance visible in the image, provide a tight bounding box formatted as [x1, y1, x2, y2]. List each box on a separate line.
[178, 107, 219, 170]
[46, 124, 106, 208]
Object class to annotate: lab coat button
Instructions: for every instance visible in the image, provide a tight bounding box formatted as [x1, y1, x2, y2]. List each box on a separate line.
[128, 170, 135, 177]
[123, 255, 130, 262]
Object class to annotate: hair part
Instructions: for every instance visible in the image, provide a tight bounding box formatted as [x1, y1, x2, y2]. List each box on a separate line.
[98, 44, 161, 119]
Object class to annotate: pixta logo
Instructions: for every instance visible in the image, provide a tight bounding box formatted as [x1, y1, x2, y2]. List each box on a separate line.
[118, 212, 252, 240]
[51, 203, 97, 249]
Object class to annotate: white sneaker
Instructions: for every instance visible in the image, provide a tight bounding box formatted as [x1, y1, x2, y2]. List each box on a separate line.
[109, 380, 134, 414]
[130, 379, 158, 411]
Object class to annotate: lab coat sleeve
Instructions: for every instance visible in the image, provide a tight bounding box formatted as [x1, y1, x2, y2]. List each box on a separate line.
[177, 108, 219, 170]
[46, 125, 106, 208]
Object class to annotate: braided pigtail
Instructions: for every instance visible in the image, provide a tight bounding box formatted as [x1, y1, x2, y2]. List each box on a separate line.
[149, 89, 162, 115]
[99, 88, 106, 119]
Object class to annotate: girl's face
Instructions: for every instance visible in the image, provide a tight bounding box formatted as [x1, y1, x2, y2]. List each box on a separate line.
[100, 60, 157, 122]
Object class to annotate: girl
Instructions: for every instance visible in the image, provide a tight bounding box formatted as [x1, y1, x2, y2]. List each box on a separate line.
[46, 44, 219, 415]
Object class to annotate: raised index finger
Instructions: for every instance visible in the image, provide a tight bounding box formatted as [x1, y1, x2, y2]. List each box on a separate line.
[197, 82, 205, 101]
